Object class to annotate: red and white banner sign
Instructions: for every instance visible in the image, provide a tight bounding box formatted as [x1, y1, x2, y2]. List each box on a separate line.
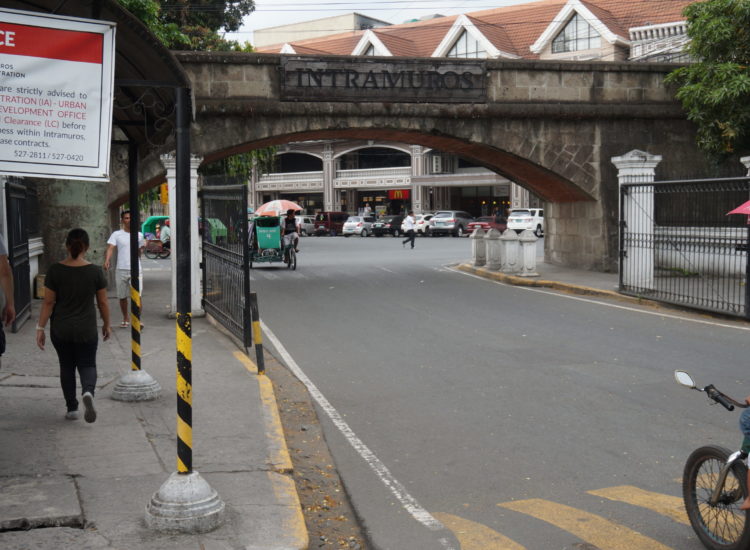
[0, 8, 115, 181]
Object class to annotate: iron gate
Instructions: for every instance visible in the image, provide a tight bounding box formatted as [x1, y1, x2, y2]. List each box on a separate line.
[619, 177, 750, 318]
[200, 176, 252, 347]
[5, 178, 31, 332]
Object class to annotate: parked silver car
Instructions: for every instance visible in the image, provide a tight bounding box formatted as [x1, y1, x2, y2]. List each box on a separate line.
[295, 215, 315, 236]
[430, 210, 475, 237]
[342, 216, 375, 237]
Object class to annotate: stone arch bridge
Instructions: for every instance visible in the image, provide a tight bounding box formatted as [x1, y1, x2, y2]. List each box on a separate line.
[166, 52, 719, 271]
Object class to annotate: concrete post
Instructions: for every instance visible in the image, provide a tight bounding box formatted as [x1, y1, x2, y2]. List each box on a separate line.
[470, 227, 486, 267]
[741, 156, 750, 176]
[501, 229, 521, 273]
[518, 229, 539, 277]
[163, 153, 204, 316]
[611, 150, 662, 291]
[248, 161, 258, 212]
[411, 145, 423, 213]
[485, 228, 502, 270]
[323, 144, 335, 211]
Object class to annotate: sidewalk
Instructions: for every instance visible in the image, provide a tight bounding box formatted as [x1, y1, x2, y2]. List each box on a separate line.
[0, 265, 307, 550]
[457, 260, 633, 301]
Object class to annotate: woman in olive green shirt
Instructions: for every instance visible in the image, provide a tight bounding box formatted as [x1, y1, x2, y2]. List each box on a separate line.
[36, 229, 111, 422]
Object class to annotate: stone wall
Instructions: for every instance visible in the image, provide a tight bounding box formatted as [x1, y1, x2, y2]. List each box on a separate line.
[174, 53, 747, 270]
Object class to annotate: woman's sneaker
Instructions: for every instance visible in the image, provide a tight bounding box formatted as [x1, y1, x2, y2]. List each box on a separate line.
[65, 410, 79, 420]
[82, 392, 97, 423]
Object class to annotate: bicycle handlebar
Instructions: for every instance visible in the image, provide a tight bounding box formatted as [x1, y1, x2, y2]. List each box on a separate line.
[703, 384, 749, 411]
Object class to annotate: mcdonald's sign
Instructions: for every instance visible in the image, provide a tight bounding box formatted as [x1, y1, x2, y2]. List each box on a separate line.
[388, 189, 410, 200]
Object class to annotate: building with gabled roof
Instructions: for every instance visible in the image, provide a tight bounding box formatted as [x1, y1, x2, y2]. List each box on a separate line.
[257, 0, 693, 62]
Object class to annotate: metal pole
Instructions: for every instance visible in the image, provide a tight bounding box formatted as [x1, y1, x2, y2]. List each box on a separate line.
[745, 221, 750, 320]
[175, 86, 193, 474]
[128, 141, 143, 371]
[249, 293, 265, 374]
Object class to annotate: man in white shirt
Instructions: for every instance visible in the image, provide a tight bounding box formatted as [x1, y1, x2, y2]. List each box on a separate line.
[402, 210, 416, 249]
[104, 211, 145, 328]
[160, 219, 171, 249]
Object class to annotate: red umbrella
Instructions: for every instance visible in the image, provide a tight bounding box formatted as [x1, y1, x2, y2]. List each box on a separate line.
[727, 200, 750, 216]
[254, 199, 303, 216]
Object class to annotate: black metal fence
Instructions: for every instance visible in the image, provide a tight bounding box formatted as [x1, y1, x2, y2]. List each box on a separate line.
[200, 175, 252, 347]
[5, 177, 31, 331]
[619, 177, 750, 318]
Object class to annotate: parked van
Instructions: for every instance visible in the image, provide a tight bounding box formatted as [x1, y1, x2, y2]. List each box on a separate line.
[314, 212, 349, 236]
[507, 208, 544, 237]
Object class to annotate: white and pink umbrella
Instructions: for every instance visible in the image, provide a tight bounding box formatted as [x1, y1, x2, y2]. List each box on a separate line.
[727, 200, 750, 216]
[254, 199, 303, 216]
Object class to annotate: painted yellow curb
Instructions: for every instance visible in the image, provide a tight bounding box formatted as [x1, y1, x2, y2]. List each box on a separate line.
[456, 263, 658, 306]
[233, 350, 294, 474]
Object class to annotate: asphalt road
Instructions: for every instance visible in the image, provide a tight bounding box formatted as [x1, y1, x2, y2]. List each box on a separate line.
[250, 234, 750, 550]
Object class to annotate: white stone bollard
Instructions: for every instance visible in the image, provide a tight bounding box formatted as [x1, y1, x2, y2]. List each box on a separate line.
[485, 228, 502, 270]
[518, 229, 539, 277]
[470, 227, 486, 266]
[501, 229, 521, 273]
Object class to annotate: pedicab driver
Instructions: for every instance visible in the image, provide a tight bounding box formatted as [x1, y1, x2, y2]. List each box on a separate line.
[281, 209, 301, 253]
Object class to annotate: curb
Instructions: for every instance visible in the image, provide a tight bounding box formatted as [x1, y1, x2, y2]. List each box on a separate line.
[456, 263, 659, 307]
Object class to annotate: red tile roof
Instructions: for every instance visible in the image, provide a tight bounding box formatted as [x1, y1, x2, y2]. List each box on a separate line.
[256, 0, 694, 59]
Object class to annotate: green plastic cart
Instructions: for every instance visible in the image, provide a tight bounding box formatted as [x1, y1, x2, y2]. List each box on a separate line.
[249, 216, 296, 270]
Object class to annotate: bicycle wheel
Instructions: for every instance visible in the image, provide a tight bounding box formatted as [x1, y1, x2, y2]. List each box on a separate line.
[287, 248, 296, 270]
[158, 248, 171, 259]
[683, 445, 750, 550]
[144, 248, 158, 260]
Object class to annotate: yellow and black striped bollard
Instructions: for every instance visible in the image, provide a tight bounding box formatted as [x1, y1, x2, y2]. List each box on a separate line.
[130, 284, 142, 371]
[176, 312, 192, 472]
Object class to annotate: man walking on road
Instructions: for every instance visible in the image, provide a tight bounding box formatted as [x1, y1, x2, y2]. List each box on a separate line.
[402, 210, 416, 249]
[104, 211, 145, 328]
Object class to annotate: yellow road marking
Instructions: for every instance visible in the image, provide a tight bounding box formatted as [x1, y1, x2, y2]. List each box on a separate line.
[433, 512, 525, 550]
[499, 499, 672, 550]
[588, 486, 689, 525]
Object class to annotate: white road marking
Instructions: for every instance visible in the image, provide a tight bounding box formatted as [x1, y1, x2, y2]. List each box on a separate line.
[447, 266, 750, 332]
[261, 321, 456, 550]
[378, 266, 396, 274]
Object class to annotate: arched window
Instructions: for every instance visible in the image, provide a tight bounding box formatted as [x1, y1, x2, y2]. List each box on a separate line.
[363, 44, 376, 56]
[551, 14, 600, 53]
[447, 29, 487, 58]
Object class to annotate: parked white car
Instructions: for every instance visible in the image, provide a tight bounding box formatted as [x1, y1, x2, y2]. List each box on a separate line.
[342, 216, 375, 237]
[415, 213, 434, 235]
[507, 208, 544, 237]
[400, 213, 434, 235]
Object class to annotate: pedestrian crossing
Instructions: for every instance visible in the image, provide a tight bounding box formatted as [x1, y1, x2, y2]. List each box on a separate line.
[436, 484, 695, 549]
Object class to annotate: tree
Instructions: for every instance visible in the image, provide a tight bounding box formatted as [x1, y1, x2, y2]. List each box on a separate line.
[118, 0, 254, 51]
[665, 0, 750, 158]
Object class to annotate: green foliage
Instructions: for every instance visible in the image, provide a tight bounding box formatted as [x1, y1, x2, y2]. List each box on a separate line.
[117, 0, 255, 51]
[665, 0, 750, 158]
[200, 148, 278, 179]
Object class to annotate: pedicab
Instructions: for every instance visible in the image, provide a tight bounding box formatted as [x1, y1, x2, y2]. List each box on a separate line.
[249, 215, 297, 270]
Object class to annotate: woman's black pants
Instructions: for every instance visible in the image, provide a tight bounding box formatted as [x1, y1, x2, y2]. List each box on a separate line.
[51, 335, 98, 412]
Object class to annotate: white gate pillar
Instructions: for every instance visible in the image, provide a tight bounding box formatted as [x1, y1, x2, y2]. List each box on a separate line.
[519, 229, 539, 277]
[612, 150, 662, 291]
[470, 227, 486, 267]
[500, 229, 520, 273]
[163, 153, 204, 316]
[741, 156, 750, 176]
[485, 229, 502, 270]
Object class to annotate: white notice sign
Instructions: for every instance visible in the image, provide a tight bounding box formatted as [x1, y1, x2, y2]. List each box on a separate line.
[0, 8, 115, 181]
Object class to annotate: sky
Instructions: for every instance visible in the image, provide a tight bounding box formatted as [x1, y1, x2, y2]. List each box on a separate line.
[224, 0, 540, 44]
